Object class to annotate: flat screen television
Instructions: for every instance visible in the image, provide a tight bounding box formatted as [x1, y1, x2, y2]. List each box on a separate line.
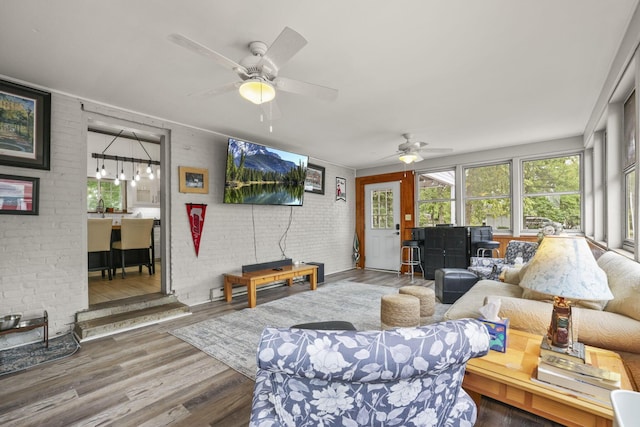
[224, 138, 308, 206]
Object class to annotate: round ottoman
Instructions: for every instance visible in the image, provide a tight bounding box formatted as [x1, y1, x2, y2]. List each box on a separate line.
[399, 285, 436, 323]
[380, 294, 420, 330]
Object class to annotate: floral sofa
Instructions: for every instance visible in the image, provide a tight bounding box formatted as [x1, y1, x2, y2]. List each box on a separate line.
[445, 249, 640, 389]
[249, 319, 490, 427]
[467, 240, 538, 280]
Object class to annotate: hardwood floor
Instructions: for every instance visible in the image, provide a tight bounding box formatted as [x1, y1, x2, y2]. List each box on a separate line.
[88, 262, 162, 305]
[2, 269, 562, 426]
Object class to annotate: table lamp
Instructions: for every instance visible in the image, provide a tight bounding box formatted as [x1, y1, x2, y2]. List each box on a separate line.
[519, 236, 613, 358]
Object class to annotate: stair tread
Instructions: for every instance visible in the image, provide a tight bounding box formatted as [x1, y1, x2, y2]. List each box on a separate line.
[76, 302, 189, 328]
[76, 293, 180, 322]
[85, 292, 175, 311]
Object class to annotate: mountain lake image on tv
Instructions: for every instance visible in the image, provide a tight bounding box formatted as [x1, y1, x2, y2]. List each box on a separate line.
[224, 138, 309, 206]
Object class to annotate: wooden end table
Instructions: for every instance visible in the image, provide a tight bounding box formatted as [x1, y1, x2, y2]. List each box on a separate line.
[463, 329, 634, 427]
[224, 264, 318, 308]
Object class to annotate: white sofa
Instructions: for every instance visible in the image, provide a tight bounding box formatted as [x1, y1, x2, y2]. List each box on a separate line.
[444, 249, 640, 389]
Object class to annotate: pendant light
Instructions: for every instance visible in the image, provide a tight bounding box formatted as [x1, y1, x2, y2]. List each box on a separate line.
[95, 158, 101, 180]
[114, 160, 121, 186]
[131, 162, 137, 187]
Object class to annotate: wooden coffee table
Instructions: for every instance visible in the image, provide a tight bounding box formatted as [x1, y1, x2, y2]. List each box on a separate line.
[463, 329, 634, 427]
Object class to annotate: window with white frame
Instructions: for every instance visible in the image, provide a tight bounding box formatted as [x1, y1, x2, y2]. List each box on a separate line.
[87, 178, 126, 211]
[522, 154, 582, 231]
[464, 163, 511, 229]
[416, 170, 455, 227]
[624, 90, 636, 246]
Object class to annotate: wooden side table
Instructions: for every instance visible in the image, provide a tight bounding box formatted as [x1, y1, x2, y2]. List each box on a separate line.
[0, 310, 49, 348]
[463, 329, 634, 427]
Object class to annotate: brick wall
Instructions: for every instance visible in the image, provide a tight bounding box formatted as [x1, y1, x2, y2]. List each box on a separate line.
[0, 94, 87, 337]
[0, 87, 356, 337]
[169, 127, 356, 304]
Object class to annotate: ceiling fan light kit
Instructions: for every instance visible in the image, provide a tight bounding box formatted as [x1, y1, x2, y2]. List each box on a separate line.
[239, 79, 276, 104]
[399, 152, 423, 164]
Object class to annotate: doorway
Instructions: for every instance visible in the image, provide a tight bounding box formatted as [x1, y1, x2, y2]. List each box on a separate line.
[355, 171, 416, 271]
[86, 116, 167, 306]
[364, 182, 401, 271]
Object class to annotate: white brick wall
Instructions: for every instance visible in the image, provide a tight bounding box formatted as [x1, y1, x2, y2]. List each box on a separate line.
[0, 94, 87, 337]
[168, 128, 356, 305]
[0, 84, 356, 338]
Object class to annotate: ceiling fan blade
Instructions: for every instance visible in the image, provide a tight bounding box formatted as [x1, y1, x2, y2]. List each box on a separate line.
[168, 33, 247, 75]
[274, 77, 338, 101]
[189, 81, 240, 97]
[261, 100, 282, 120]
[420, 148, 454, 154]
[258, 27, 307, 73]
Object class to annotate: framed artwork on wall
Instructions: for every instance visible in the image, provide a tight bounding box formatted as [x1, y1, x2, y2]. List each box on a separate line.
[0, 79, 51, 170]
[179, 166, 209, 194]
[336, 176, 346, 201]
[304, 163, 325, 194]
[0, 174, 40, 215]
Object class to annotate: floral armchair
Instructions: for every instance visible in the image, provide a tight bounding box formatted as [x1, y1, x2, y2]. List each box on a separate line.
[249, 318, 490, 427]
[467, 240, 538, 280]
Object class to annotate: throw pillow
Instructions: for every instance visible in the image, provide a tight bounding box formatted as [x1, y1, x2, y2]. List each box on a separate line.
[502, 266, 523, 285]
[598, 251, 640, 321]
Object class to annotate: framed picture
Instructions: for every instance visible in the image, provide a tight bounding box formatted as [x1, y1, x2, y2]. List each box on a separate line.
[336, 176, 346, 202]
[0, 174, 39, 215]
[0, 79, 51, 170]
[304, 163, 325, 194]
[179, 166, 209, 194]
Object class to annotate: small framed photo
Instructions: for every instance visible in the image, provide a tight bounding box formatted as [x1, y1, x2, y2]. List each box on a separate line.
[336, 176, 346, 202]
[0, 174, 40, 215]
[304, 163, 325, 195]
[0, 79, 51, 170]
[179, 166, 209, 194]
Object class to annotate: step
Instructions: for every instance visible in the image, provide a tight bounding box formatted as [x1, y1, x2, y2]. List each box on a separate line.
[74, 301, 190, 341]
[77, 293, 179, 322]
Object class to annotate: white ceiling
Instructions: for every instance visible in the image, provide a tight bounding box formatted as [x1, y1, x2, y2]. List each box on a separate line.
[1, 1, 637, 169]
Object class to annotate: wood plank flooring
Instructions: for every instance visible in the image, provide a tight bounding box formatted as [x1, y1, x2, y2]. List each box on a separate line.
[88, 262, 162, 305]
[2, 269, 562, 426]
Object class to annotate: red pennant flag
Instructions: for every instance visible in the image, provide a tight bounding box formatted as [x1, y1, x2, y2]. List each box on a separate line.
[186, 203, 207, 256]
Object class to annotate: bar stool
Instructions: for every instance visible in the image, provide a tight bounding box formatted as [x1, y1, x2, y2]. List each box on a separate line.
[398, 240, 423, 282]
[470, 226, 500, 258]
[477, 241, 500, 258]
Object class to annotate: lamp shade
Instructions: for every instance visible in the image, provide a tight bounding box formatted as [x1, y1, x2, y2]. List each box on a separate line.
[239, 79, 276, 104]
[519, 236, 613, 301]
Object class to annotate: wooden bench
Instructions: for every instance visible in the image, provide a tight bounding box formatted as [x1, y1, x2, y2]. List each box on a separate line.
[224, 264, 318, 308]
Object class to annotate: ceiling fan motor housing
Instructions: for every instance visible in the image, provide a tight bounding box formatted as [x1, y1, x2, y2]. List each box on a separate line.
[238, 41, 277, 80]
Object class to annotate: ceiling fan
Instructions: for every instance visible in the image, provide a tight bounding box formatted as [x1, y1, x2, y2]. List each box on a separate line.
[396, 133, 453, 164]
[168, 27, 338, 114]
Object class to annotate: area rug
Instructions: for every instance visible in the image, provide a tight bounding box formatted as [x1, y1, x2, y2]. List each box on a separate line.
[0, 333, 80, 376]
[170, 281, 450, 379]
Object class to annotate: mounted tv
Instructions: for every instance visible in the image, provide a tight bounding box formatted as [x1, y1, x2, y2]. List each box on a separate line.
[224, 138, 308, 206]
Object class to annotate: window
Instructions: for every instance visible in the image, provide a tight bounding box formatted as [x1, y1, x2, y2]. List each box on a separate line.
[522, 154, 581, 231]
[87, 178, 126, 211]
[417, 170, 455, 226]
[371, 188, 394, 229]
[624, 91, 636, 245]
[464, 163, 511, 229]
